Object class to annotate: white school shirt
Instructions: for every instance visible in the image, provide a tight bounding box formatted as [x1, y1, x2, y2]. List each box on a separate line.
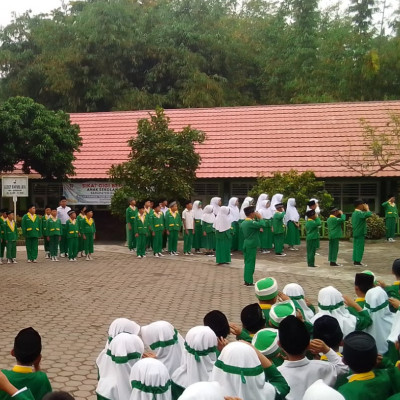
[57, 205, 71, 224]
[278, 349, 343, 400]
[182, 209, 194, 229]
[161, 206, 168, 215]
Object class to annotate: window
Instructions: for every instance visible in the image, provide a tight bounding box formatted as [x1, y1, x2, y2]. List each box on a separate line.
[231, 183, 254, 199]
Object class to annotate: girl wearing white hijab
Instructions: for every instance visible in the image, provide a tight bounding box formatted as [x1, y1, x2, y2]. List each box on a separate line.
[255, 193, 268, 212]
[210, 197, 222, 216]
[284, 198, 300, 251]
[270, 194, 283, 213]
[364, 286, 394, 354]
[140, 321, 184, 377]
[171, 326, 218, 399]
[306, 198, 321, 251]
[238, 197, 254, 251]
[130, 358, 171, 400]
[303, 379, 345, 400]
[192, 201, 204, 253]
[210, 341, 279, 400]
[257, 199, 273, 253]
[310, 286, 371, 336]
[283, 283, 315, 322]
[214, 206, 232, 265]
[178, 381, 225, 400]
[228, 197, 240, 251]
[201, 205, 216, 256]
[96, 333, 144, 400]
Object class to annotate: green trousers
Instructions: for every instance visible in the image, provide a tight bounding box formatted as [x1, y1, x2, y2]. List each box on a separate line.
[49, 235, 60, 257]
[162, 231, 168, 249]
[60, 225, 68, 255]
[328, 238, 339, 263]
[386, 218, 397, 239]
[243, 244, 257, 284]
[1, 240, 6, 258]
[146, 233, 153, 249]
[68, 237, 79, 259]
[307, 238, 318, 267]
[136, 234, 147, 256]
[127, 227, 136, 250]
[353, 236, 365, 263]
[25, 237, 38, 261]
[215, 232, 231, 264]
[6, 241, 16, 259]
[260, 225, 273, 249]
[274, 233, 284, 254]
[231, 222, 239, 251]
[152, 231, 163, 254]
[183, 229, 194, 253]
[168, 230, 179, 252]
[84, 233, 94, 255]
[238, 220, 244, 251]
[44, 237, 50, 252]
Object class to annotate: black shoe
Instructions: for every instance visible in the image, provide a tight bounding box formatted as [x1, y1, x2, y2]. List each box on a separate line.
[330, 262, 342, 267]
[244, 282, 255, 286]
[354, 262, 365, 266]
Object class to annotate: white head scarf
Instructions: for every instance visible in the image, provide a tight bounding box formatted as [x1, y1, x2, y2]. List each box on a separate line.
[210, 341, 276, 400]
[388, 309, 400, 344]
[96, 333, 144, 400]
[202, 205, 216, 225]
[257, 200, 272, 219]
[213, 206, 232, 232]
[179, 381, 225, 400]
[364, 286, 394, 354]
[129, 358, 171, 400]
[310, 286, 357, 337]
[255, 194, 268, 211]
[270, 194, 284, 213]
[303, 379, 345, 400]
[210, 197, 221, 216]
[239, 197, 254, 220]
[192, 201, 204, 220]
[140, 321, 184, 377]
[306, 198, 320, 215]
[284, 198, 300, 225]
[228, 197, 240, 222]
[283, 283, 315, 322]
[171, 326, 217, 390]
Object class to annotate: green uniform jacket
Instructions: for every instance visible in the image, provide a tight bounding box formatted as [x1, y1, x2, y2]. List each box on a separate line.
[65, 219, 80, 238]
[351, 209, 372, 237]
[41, 215, 51, 237]
[327, 214, 346, 239]
[165, 210, 182, 231]
[241, 218, 267, 248]
[80, 217, 96, 234]
[134, 215, 149, 236]
[347, 307, 372, 330]
[306, 217, 321, 240]
[382, 201, 399, 219]
[125, 206, 137, 227]
[45, 218, 62, 237]
[150, 213, 165, 232]
[3, 220, 18, 241]
[272, 212, 285, 234]
[21, 214, 41, 238]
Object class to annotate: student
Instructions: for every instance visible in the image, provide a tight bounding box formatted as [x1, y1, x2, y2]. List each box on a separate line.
[80, 208, 96, 261]
[42, 206, 51, 259]
[270, 194, 284, 213]
[192, 200, 204, 254]
[255, 193, 268, 212]
[257, 200, 273, 254]
[327, 207, 346, 267]
[382, 196, 398, 242]
[165, 201, 182, 256]
[284, 198, 300, 251]
[150, 203, 165, 257]
[352, 199, 372, 266]
[272, 203, 286, 257]
[306, 199, 321, 252]
[3, 211, 18, 264]
[303, 380, 345, 400]
[160, 199, 169, 251]
[201, 205, 216, 256]
[381, 258, 400, 302]
[65, 210, 79, 262]
[178, 381, 225, 400]
[21, 205, 41, 263]
[269, 301, 296, 328]
[182, 201, 195, 256]
[210, 197, 222, 216]
[241, 205, 267, 285]
[278, 316, 345, 400]
[238, 196, 253, 252]
[144, 199, 154, 250]
[46, 206, 61, 262]
[126, 198, 137, 253]
[313, 316, 344, 358]
[76, 206, 86, 258]
[214, 206, 232, 265]
[354, 272, 374, 308]
[228, 197, 240, 252]
[282, 283, 315, 322]
[254, 277, 279, 321]
[252, 328, 287, 367]
[203, 310, 230, 353]
[0, 328, 52, 400]
[134, 202, 149, 259]
[0, 208, 7, 264]
[305, 209, 321, 268]
[56, 196, 71, 258]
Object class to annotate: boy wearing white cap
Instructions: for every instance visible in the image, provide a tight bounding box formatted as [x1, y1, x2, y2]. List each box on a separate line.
[252, 328, 286, 367]
[254, 277, 279, 321]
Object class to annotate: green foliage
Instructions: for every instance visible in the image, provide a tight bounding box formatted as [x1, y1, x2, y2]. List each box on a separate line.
[0, 96, 82, 179]
[249, 170, 334, 216]
[109, 107, 205, 218]
[346, 213, 386, 239]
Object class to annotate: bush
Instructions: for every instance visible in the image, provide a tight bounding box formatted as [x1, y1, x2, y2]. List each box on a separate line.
[346, 214, 386, 240]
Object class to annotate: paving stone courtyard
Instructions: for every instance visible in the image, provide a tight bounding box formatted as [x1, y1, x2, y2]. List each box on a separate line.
[0, 239, 398, 399]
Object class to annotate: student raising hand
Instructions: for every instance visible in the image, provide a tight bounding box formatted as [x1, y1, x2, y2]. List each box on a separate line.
[389, 297, 400, 310]
[308, 339, 330, 355]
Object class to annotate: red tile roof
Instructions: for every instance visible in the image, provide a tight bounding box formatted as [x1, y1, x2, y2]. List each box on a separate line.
[69, 101, 400, 179]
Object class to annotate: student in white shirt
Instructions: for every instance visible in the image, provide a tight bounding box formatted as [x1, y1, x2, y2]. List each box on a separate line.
[182, 201, 195, 256]
[56, 196, 71, 257]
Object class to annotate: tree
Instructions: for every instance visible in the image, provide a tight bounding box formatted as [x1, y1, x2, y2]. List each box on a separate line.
[0, 96, 82, 179]
[249, 170, 333, 216]
[349, 0, 378, 35]
[109, 107, 206, 218]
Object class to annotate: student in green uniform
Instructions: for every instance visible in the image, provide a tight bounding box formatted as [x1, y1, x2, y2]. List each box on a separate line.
[150, 203, 164, 258]
[134, 202, 149, 259]
[252, 328, 286, 367]
[192, 200, 204, 253]
[144, 199, 154, 251]
[272, 203, 286, 257]
[227, 197, 240, 252]
[214, 206, 232, 265]
[3, 211, 18, 264]
[160, 199, 169, 251]
[0, 372, 35, 400]
[354, 273, 374, 308]
[165, 201, 182, 256]
[46, 206, 61, 262]
[238, 196, 253, 252]
[65, 210, 79, 262]
[125, 198, 137, 253]
[42, 206, 51, 259]
[76, 206, 86, 258]
[229, 303, 266, 342]
[257, 200, 273, 254]
[254, 277, 279, 321]
[0, 208, 8, 263]
[284, 198, 300, 251]
[382, 196, 398, 242]
[201, 205, 215, 257]
[81, 208, 96, 261]
[381, 258, 400, 301]
[305, 209, 321, 268]
[327, 207, 346, 267]
[182, 201, 194, 256]
[0, 327, 52, 400]
[241, 205, 267, 286]
[21, 205, 41, 263]
[352, 199, 372, 267]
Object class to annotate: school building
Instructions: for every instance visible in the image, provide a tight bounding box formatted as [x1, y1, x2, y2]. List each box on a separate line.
[1, 100, 400, 240]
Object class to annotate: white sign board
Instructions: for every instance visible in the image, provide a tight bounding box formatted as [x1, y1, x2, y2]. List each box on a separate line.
[2, 176, 29, 197]
[63, 181, 121, 205]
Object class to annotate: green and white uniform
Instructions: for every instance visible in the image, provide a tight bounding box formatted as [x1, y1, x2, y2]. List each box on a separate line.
[21, 213, 41, 261]
[126, 205, 137, 250]
[382, 200, 398, 239]
[150, 211, 164, 255]
[351, 209, 372, 263]
[165, 209, 182, 253]
[81, 216, 96, 255]
[306, 217, 321, 267]
[134, 213, 149, 257]
[65, 218, 80, 260]
[3, 219, 18, 260]
[46, 217, 61, 257]
[327, 213, 346, 263]
[214, 206, 232, 264]
[272, 211, 285, 254]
